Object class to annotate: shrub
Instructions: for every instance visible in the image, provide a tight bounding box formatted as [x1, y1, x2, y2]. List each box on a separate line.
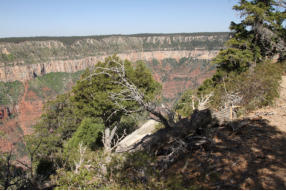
[199, 61, 286, 112]
[106, 152, 163, 189]
[66, 118, 104, 150]
[175, 89, 196, 117]
[0, 81, 24, 105]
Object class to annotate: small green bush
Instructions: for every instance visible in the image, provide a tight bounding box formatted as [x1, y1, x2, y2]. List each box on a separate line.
[175, 89, 196, 117]
[66, 118, 104, 150]
[0, 81, 24, 105]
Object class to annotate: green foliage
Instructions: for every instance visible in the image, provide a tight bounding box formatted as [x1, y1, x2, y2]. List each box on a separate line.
[51, 149, 201, 189]
[66, 118, 104, 150]
[0, 152, 28, 190]
[213, 46, 255, 73]
[15, 141, 27, 158]
[0, 130, 5, 138]
[29, 93, 79, 164]
[51, 148, 106, 190]
[53, 151, 162, 190]
[190, 0, 286, 114]
[106, 152, 163, 189]
[71, 56, 161, 127]
[28, 71, 82, 99]
[197, 78, 216, 95]
[175, 89, 196, 117]
[52, 168, 97, 190]
[0, 81, 24, 105]
[116, 114, 138, 135]
[1, 53, 14, 62]
[27, 56, 160, 187]
[214, 0, 286, 76]
[236, 62, 284, 110]
[204, 62, 285, 111]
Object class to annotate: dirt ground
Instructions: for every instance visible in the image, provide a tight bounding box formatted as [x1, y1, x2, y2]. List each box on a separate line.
[167, 76, 286, 189]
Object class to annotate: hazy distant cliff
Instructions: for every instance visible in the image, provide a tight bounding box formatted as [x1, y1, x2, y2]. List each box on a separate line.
[0, 33, 228, 82]
[0, 50, 219, 82]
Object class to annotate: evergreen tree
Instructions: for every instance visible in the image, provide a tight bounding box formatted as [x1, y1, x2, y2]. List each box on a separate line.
[71, 55, 161, 128]
[214, 0, 286, 76]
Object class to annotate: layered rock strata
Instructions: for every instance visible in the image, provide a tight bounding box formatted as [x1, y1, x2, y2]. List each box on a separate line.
[0, 50, 218, 82]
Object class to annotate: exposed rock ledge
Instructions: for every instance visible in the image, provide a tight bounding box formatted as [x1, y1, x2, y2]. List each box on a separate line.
[0, 50, 218, 82]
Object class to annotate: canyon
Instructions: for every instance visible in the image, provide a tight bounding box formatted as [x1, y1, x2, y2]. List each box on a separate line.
[0, 33, 229, 154]
[0, 50, 218, 82]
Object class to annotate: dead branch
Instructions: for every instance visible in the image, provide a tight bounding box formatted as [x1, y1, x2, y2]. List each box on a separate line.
[197, 93, 214, 110]
[222, 78, 243, 107]
[159, 138, 188, 170]
[102, 125, 128, 153]
[74, 142, 87, 174]
[190, 93, 213, 111]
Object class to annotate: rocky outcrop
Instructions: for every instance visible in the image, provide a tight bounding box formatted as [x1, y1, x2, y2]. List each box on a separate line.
[116, 120, 159, 153]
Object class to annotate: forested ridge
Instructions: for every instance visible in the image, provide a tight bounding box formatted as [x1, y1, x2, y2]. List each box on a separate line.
[0, 32, 229, 44]
[1, 0, 286, 189]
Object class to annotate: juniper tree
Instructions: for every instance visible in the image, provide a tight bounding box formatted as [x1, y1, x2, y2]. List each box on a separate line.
[71, 55, 164, 152]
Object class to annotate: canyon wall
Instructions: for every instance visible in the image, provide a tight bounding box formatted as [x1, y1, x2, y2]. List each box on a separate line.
[0, 50, 219, 82]
[0, 33, 228, 82]
[0, 33, 228, 62]
[0, 33, 228, 154]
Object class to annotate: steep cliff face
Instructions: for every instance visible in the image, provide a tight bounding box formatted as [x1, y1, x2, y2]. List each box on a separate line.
[0, 50, 219, 82]
[0, 33, 229, 154]
[0, 33, 228, 81]
[0, 73, 81, 153]
[0, 82, 43, 153]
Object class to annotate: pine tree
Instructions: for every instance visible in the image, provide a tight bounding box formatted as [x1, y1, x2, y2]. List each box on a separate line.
[214, 0, 286, 75]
